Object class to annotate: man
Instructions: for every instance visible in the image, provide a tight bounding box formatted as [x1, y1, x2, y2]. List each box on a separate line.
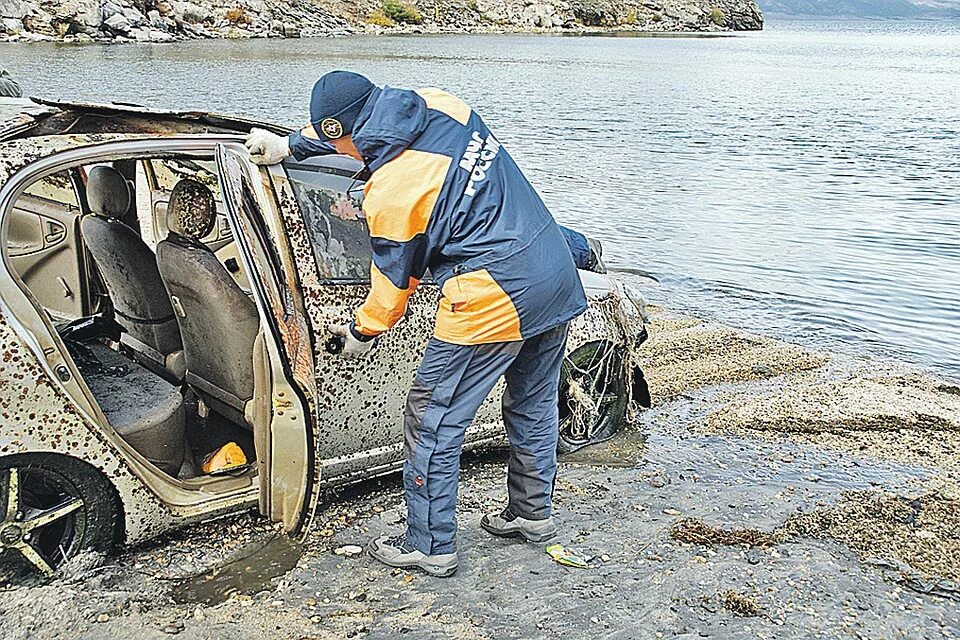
[0, 68, 22, 98]
[246, 71, 587, 577]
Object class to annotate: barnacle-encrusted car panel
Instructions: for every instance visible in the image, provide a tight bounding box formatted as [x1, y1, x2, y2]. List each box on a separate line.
[0, 98, 648, 575]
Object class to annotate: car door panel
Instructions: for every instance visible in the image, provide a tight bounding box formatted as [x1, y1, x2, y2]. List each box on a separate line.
[7, 174, 86, 320]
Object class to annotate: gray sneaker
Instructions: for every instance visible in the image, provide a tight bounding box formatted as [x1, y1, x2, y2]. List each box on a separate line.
[480, 508, 558, 542]
[367, 533, 459, 577]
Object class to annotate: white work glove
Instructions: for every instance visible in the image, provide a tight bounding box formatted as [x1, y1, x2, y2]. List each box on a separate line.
[244, 128, 291, 165]
[327, 322, 376, 359]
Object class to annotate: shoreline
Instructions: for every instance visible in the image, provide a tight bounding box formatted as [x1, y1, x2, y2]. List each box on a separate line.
[0, 0, 763, 45]
[0, 24, 745, 45]
[2, 304, 958, 638]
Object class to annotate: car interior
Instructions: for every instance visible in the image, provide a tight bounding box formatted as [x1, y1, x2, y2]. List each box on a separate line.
[6, 156, 263, 481]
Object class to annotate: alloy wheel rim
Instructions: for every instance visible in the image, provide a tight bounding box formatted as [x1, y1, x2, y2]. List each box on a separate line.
[0, 468, 84, 576]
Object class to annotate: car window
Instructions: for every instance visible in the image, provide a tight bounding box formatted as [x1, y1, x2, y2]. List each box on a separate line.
[283, 157, 371, 281]
[23, 171, 78, 206]
[151, 158, 221, 199]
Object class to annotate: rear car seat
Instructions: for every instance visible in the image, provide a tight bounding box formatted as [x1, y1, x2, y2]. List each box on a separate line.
[80, 342, 185, 476]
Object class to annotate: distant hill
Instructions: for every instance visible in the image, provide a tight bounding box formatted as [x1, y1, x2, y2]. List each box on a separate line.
[758, 0, 960, 16]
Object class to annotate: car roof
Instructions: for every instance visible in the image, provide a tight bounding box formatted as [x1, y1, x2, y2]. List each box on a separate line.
[0, 97, 289, 144]
[0, 98, 61, 141]
[0, 134, 150, 187]
[0, 97, 294, 186]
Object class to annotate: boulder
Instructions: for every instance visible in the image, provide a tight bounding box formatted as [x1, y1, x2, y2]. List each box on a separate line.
[714, 0, 763, 30]
[147, 9, 163, 27]
[54, 0, 100, 27]
[1, 16, 22, 32]
[148, 28, 174, 41]
[171, 1, 211, 23]
[22, 27, 54, 40]
[122, 6, 145, 26]
[0, 0, 32, 18]
[23, 10, 56, 35]
[104, 11, 130, 32]
[100, 1, 122, 19]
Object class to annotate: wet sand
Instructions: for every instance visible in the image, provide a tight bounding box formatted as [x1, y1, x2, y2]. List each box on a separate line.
[2, 306, 959, 639]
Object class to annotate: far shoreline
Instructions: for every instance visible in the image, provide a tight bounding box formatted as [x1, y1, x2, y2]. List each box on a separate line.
[0, 22, 752, 46]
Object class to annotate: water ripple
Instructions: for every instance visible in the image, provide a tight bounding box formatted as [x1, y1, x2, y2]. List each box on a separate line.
[3, 19, 959, 375]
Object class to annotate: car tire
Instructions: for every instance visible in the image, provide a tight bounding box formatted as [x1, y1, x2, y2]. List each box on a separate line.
[557, 342, 629, 454]
[0, 453, 120, 576]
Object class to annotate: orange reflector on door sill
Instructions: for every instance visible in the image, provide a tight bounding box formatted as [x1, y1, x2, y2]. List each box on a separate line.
[202, 442, 248, 475]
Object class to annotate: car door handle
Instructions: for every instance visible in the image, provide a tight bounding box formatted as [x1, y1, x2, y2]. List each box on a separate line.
[43, 221, 66, 246]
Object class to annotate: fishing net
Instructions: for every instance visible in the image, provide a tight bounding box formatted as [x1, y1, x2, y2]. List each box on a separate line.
[562, 292, 647, 441]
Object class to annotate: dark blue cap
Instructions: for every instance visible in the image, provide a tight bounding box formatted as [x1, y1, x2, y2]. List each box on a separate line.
[309, 71, 376, 141]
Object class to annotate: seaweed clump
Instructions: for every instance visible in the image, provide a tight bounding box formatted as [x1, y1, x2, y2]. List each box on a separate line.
[784, 492, 960, 583]
[670, 518, 784, 548]
[719, 590, 761, 617]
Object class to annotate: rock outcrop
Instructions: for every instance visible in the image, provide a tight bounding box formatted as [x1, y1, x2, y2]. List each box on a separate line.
[0, 0, 762, 43]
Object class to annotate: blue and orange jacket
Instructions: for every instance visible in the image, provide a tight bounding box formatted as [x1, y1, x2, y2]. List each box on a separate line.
[289, 86, 587, 345]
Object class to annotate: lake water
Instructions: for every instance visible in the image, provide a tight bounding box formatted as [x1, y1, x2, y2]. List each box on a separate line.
[3, 20, 959, 375]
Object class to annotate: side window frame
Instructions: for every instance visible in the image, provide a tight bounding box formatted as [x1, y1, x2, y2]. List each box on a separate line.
[280, 156, 373, 285]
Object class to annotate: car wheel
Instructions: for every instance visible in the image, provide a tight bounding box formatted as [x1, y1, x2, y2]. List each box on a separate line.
[557, 342, 629, 454]
[0, 454, 119, 576]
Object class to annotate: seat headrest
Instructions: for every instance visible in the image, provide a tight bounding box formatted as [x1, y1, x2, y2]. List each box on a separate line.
[167, 179, 216, 240]
[87, 166, 131, 218]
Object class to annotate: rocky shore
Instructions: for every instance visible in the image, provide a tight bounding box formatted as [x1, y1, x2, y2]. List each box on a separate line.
[0, 0, 762, 44]
[1, 294, 958, 639]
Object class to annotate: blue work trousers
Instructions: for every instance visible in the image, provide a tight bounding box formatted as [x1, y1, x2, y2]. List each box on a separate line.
[402, 323, 569, 555]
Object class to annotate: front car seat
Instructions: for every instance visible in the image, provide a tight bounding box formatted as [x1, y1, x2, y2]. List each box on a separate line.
[156, 179, 260, 428]
[81, 166, 185, 379]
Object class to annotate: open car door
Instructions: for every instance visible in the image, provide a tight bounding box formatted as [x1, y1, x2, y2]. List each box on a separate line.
[216, 143, 314, 532]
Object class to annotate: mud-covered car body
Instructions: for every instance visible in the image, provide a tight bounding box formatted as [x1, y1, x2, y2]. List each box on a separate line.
[0, 98, 648, 574]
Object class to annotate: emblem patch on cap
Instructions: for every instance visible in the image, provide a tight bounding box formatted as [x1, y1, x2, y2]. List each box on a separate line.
[320, 117, 343, 139]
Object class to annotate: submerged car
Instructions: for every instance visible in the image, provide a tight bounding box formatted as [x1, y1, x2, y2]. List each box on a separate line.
[0, 97, 649, 575]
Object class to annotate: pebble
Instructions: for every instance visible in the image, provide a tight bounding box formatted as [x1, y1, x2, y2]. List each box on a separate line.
[160, 620, 184, 635]
[650, 476, 667, 488]
[380, 509, 403, 525]
[334, 545, 364, 557]
[662, 508, 681, 516]
[95, 613, 110, 623]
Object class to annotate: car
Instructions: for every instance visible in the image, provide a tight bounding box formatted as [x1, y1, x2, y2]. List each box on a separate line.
[0, 97, 650, 575]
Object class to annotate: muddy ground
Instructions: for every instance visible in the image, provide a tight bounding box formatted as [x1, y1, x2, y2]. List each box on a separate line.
[2, 303, 959, 640]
